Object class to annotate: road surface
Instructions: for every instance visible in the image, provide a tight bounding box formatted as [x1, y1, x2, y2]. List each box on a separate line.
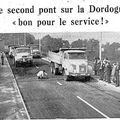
[8, 56, 120, 119]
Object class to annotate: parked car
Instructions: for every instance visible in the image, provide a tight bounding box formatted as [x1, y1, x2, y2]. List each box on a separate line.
[32, 49, 41, 58]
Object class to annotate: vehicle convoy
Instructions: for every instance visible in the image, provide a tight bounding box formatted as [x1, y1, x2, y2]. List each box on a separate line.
[14, 46, 33, 67]
[48, 48, 93, 80]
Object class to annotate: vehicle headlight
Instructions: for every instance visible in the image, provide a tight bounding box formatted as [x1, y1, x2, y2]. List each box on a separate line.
[69, 64, 76, 73]
[16, 58, 23, 61]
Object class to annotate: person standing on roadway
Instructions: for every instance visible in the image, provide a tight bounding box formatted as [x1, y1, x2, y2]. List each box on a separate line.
[104, 59, 112, 83]
[97, 58, 101, 76]
[94, 57, 99, 75]
[114, 62, 120, 87]
[37, 70, 48, 79]
[111, 63, 116, 83]
[99, 60, 105, 80]
[1, 52, 4, 65]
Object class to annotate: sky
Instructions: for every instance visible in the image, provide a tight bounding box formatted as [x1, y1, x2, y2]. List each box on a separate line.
[31, 32, 120, 44]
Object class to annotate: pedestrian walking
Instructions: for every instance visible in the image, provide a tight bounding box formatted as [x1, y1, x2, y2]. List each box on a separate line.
[1, 52, 4, 65]
[37, 70, 48, 79]
[114, 62, 120, 87]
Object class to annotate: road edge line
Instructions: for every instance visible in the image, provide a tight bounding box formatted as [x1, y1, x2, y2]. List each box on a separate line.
[5, 55, 31, 120]
[76, 96, 110, 119]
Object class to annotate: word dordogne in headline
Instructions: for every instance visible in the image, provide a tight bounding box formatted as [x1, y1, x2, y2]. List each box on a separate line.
[0, 5, 119, 14]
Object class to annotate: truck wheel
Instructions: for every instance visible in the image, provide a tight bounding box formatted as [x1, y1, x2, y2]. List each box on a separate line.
[50, 63, 54, 74]
[50, 67, 54, 74]
[15, 62, 18, 67]
[85, 76, 91, 81]
[30, 61, 33, 67]
[62, 68, 65, 76]
[58, 65, 63, 75]
[64, 75, 71, 81]
[53, 67, 58, 75]
[13, 58, 15, 65]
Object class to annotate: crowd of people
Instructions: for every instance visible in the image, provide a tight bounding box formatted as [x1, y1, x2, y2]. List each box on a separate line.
[94, 57, 120, 87]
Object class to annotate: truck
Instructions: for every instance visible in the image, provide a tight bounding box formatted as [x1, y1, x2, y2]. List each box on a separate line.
[14, 46, 33, 67]
[48, 48, 93, 81]
[8, 45, 18, 58]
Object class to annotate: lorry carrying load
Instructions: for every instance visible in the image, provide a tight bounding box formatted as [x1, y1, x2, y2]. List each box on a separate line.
[14, 46, 33, 67]
[48, 48, 93, 81]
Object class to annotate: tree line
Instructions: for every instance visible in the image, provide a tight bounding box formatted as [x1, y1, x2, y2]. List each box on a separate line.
[40, 35, 99, 61]
[40, 35, 120, 62]
[1, 33, 120, 62]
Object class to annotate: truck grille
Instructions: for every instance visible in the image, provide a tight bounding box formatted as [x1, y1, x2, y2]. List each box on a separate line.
[79, 65, 86, 73]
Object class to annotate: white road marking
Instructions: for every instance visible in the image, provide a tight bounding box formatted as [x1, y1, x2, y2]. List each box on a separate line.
[57, 82, 62, 86]
[35, 65, 39, 68]
[76, 96, 110, 119]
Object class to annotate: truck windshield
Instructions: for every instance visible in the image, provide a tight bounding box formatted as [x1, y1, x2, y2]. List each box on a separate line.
[16, 48, 31, 53]
[69, 52, 86, 59]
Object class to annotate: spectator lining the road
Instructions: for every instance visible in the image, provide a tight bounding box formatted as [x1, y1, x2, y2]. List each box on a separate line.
[99, 60, 105, 80]
[114, 62, 120, 87]
[37, 70, 48, 79]
[97, 57, 120, 87]
[104, 59, 112, 83]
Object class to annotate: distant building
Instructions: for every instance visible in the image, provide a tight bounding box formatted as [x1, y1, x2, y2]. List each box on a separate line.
[0, 39, 4, 51]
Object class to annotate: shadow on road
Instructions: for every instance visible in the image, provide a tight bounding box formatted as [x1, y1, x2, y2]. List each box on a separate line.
[67, 76, 98, 83]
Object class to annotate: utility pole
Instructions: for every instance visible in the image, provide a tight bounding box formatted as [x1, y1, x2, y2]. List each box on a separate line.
[99, 32, 102, 60]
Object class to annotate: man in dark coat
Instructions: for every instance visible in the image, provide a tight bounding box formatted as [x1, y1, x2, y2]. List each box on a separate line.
[94, 58, 98, 75]
[1, 52, 4, 65]
[99, 60, 105, 80]
[104, 60, 112, 83]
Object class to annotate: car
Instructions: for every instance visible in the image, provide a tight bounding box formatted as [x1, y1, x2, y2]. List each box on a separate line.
[32, 50, 41, 58]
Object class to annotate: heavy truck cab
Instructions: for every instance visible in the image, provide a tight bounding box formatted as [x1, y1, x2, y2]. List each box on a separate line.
[14, 46, 33, 67]
[63, 50, 87, 74]
[49, 48, 93, 81]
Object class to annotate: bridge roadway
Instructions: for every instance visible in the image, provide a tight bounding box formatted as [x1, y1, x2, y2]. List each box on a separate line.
[8, 57, 120, 119]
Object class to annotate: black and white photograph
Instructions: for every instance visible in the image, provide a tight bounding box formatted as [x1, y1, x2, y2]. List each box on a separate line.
[0, 32, 120, 119]
[1, 0, 120, 119]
